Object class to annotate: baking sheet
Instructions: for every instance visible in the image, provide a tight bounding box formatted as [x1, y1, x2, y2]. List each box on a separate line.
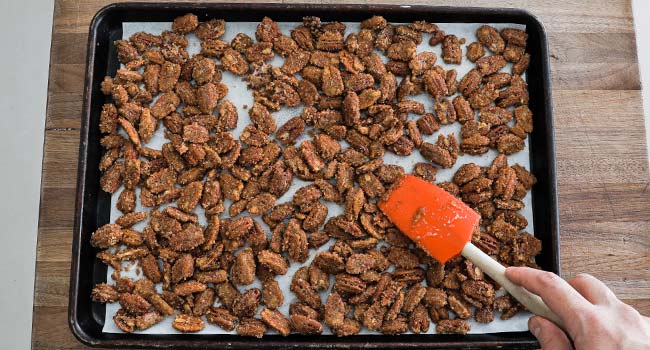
[103, 20, 533, 335]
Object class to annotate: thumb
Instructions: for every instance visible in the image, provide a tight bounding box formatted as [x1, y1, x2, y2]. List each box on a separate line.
[529, 316, 573, 350]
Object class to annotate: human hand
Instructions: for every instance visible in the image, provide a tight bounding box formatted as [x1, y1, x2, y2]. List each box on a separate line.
[505, 267, 650, 350]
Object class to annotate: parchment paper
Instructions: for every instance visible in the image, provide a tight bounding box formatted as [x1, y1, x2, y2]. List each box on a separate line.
[103, 20, 533, 335]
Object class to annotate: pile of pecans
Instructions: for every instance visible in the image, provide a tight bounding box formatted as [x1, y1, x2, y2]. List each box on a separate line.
[91, 13, 541, 336]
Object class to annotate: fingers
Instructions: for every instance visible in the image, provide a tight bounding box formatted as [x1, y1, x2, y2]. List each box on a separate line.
[505, 267, 592, 325]
[567, 273, 618, 305]
[529, 316, 573, 350]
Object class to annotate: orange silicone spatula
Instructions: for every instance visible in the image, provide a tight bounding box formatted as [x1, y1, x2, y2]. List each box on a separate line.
[378, 175, 562, 327]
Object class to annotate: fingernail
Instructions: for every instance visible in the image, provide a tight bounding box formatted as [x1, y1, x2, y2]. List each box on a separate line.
[529, 319, 541, 338]
[531, 325, 540, 338]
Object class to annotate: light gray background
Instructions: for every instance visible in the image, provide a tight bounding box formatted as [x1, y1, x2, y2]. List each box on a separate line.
[0, 0, 54, 349]
[0, 1, 648, 348]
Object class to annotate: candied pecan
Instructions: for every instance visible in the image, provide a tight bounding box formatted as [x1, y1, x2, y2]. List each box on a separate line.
[434, 99, 456, 125]
[231, 288, 262, 317]
[442, 35, 462, 64]
[172, 314, 205, 333]
[262, 309, 292, 338]
[317, 30, 344, 51]
[437, 319, 470, 334]
[139, 254, 161, 283]
[205, 307, 238, 331]
[512, 164, 537, 189]
[290, 25, 314, 51]
[172, 13, 198, 34]
[357, 172, 385, 199]
[257, 250, 288, 275]
[387, 247, 421, 269]
[291, 275, 322, 310]
[458, 69, 482, 97]
[497, 134, 525, 155]
[174, 280, 207, 296]
[119, 293, 151, 315]
[479, 106, 511, 127]
[192, 18, 224, 41]
[321, 65, 344, 96]
[292, 185, 322, 207]
[170, 253, 194, 284]
[283, 219, 309, 263]
[461, 134, 490, 155]
[91, 224, 123, 249]
[290, 314, 323, 335]
[477, 25, 505, 54]
[413, 113, 438, 136]
[342, 186, 364, 221]
[134, 311, 163, 331]
[363, 301, 387, 331]
[466, 41, 485, 62]
[337, 91, 362, 128]
[310, 51, 339, 67]
[355, 29, 375, 57]
[462, 280, 495, 305]
[113, 310, 136, 333]
[293, 80, 319, 107]
[420, 140, 455, 169]
[468, 82, 498, 109]
[396, 100, 425, 116]
[385, 60, 410, 76]
[255, 17, 280, 43]
[388, 136, 415, 156]
[513, 53, 530, 75]
[504, 43, 525, 63]
[448, 294, 471, 319]
[248, 102, 275, 134]
[387, 41, 416, 62]
[339, 50, 364, 74]
[221, 48, 249, 75]
[169, 224, 204, 251]
[345, 73, 375, 92]
[413, 162, 437, 183]
[230, 247, 256, 285]
[323, 292, 346, 329]
[386, 288, 406, 320]
[423, 69, 448, 101]
[193, 288, 216, 316]
[176, 181, 202, 212]
[476, 55, 507, 76]
[334, 273, 367, 295]
[361, 15, 387, 30]
[460, 120, 490, 138]
[409, 52, 437, 75]
[240, 125, 269, 147]
[303, 202, 328, 232]
[91, 283, 120, 303]
[379, 316, 407, 335]
[301, 66, 323, 85]
[199, 39, 228, 58]
[501, 27, 528, 47]
[274, 117, 305, 146]
[312, 251, 345, 275]
[115, 39, 139, 63]
[237, 317, 267, 338]
[494, 167, 518, 200]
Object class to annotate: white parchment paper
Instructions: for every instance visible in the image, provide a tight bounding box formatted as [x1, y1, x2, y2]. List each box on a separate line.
[103, 20, 533, 335]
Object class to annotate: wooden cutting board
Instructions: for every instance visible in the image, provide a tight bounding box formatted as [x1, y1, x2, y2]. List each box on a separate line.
[33, 0, 650, 348]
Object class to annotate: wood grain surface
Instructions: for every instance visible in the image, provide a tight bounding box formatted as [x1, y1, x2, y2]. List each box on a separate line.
[33, 1, 649, 349]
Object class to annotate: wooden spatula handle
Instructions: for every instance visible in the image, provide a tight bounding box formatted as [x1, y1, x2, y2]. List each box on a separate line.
[461, 242, 563, 328]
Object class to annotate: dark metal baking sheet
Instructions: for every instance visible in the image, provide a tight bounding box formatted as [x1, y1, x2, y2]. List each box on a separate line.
[69, 2, 559, 348]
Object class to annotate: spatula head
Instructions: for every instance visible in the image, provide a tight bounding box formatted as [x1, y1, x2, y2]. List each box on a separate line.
[378, 175, 480, 264]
